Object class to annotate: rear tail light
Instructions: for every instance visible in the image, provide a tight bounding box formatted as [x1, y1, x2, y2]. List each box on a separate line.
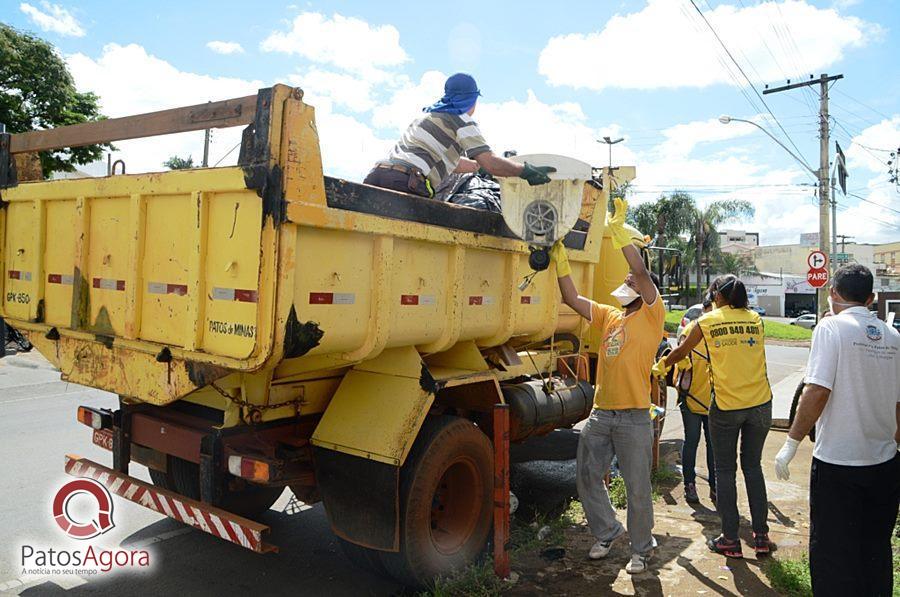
[77, 406, 112, 430]
[227, 455, 271, 483]
[680, 317, 688, 327]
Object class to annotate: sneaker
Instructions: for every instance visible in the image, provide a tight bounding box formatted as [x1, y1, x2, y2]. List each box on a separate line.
[707, 534, 743, 558]
[684, 483, 700, 503]
[753, 532, 775, 556]
[626, 553, 650, 574]
[589, 528, 625, 560]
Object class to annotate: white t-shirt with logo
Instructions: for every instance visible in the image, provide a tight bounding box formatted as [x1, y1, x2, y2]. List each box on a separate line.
[805, 306, 900, 466]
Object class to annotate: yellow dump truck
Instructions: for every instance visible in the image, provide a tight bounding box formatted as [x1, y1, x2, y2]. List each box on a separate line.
[0, 85, 639, 586]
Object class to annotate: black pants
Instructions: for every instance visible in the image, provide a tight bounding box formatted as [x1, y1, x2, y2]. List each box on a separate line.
[708, 401, 771, 539]
[363, 166, 431, 197]
[809, 453, 900, 597]
[680, 401, 715, 491]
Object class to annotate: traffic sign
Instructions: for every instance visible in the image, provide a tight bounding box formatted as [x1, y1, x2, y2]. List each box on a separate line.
[807, 250, 828, 270]
[807, 268, 829, 288]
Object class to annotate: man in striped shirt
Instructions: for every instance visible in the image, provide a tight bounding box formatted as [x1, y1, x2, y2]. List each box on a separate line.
[364, 73, 555, 198]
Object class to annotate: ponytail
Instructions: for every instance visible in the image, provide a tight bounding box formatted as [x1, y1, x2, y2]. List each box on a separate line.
[712, 274, 749, 309]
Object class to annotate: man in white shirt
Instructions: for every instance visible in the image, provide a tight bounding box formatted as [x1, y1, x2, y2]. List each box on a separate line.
[774, 264, 900, 597]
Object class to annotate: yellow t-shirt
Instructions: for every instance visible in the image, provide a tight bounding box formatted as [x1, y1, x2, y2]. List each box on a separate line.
[696, 306, 771, 411]
[675, 320, 711, 414]
[590, 293, 666, 410]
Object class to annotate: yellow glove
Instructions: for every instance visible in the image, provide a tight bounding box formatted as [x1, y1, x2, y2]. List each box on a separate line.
[605, 198, 634, 249]
[651, 358, 671, 378]
[676, 357, 692, 371]
[549, 241, 572, 278]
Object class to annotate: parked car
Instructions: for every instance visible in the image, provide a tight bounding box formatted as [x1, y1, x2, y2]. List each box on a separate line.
[749, 305, 767, 316]
[676, 303, 704, 338]
[791, 313, 817, 329]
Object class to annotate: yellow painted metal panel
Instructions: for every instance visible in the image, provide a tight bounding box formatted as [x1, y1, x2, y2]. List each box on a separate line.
[43, 200, 76, 327]
[458, 249, 506, 341]
[294, 227, 374, 355]
[311, 346, 432, 465]
[386, 240, 446, 348]
[86, 197, 130, 335]
[140, 193, 193, 344]
[201, 191, 263, 358]
[3, 202, 37, 321]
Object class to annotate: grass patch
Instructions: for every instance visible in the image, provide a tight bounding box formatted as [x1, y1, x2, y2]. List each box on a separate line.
[893, 515, 899, 596]
[665, 309, 813, 341]
[607, 465, 681, 510]
[764, 554, 813, 597]
[420, 558, 502, 597]
[510, 500, 584, 554]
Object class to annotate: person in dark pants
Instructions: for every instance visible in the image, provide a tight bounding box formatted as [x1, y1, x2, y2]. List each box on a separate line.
[658, 274, 774, 558]
[674, 297, 716, 504]
[363, 73, 555, 198]
[774, 264, 900, 597]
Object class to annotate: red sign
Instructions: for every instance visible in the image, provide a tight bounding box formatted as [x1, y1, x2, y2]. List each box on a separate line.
[807, 268, 829, 288]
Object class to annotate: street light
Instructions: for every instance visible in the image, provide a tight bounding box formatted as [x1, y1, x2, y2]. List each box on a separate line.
[597, 136, 624, 170]
[718, 115, 816, 176]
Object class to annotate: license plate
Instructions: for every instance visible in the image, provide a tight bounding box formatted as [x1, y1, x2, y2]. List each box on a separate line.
[92, 428, 113, 451]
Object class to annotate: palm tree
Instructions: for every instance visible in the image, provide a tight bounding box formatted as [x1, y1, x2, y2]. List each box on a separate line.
[627, 192, 696, 287]
[692, 200, 755, 301]
[716, 251, 759, 277]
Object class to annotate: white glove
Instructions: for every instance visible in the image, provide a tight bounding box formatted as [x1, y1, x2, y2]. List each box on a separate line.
[774, 437, 800, 480]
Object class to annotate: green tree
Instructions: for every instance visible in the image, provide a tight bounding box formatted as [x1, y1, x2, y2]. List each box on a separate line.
[626, 192, 696, 288]
[716, 251, 759, 277]
[163, 155, 196, 170]
[691, 200, 755, 301]
[0, 24, 109, 177]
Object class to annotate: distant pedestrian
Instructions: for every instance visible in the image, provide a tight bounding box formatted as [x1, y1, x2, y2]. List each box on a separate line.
[658, 274, 774, 558]
[674, 296, 716, 505]
[774, 264, 899, 597]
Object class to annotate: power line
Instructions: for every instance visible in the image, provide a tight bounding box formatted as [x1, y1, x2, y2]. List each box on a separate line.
[834, 89, 894, 122]
[686, 0, 811, 170]
[846, 192, 900, 217]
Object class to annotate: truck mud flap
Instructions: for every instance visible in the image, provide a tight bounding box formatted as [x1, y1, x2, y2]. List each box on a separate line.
[64, 455, 277, 554]
[313, 446, 399, 551]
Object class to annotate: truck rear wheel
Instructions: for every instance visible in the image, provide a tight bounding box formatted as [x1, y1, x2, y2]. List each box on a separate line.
[169, 458, 283, 519]
[380, 415, 493, 587]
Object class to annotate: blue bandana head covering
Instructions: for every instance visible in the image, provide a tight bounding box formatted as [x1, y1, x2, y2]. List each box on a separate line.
[424, 73, 481, 115]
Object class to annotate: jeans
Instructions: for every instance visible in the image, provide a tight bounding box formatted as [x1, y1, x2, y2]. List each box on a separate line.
[576, 408, 654, 555]
[708, 401, 771, 540]
[680, 402, 715, 491]
[363, 165, 431, 197]
[809, 453, 900, 597]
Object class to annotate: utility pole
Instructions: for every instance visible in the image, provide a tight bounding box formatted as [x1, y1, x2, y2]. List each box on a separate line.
[764, 73, 843, 317]
[836, 234, 854, 254]
[598, 136, 624, 171]
[202, 128, 211, 168]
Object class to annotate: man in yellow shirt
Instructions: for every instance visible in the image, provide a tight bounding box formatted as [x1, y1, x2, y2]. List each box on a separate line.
[674, 298, 716, 505]
[551, 198, 664, 575]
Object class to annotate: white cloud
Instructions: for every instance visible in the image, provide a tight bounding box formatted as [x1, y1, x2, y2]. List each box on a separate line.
[206, 41, 244, 55]
[370, 70, 446, 131]
[19, 2, 84, 37]
[289, 69, 381, 113]
[538, 0, 873, 91]
[260, 12, 409, 73]
[844, 116, 900, 174]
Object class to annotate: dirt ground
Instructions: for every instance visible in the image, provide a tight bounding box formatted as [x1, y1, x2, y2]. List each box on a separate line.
[505, 422, 815, 596]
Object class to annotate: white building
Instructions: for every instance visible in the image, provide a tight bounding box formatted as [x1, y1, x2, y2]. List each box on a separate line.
[718, 230, 759, 255]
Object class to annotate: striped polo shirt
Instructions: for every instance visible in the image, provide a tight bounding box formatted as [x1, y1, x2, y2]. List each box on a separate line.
[385, 112, 492, 188]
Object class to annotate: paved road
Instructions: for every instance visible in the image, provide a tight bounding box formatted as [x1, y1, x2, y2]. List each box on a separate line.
[0, 353, 401, 596]
[0, 344, 809, 595]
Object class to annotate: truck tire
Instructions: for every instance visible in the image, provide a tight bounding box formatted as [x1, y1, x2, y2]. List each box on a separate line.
[380, 415, 493, 587]
[169, 458, 283, 519]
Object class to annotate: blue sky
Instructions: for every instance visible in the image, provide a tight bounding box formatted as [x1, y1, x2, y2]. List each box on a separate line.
[6, 0, 900, 244]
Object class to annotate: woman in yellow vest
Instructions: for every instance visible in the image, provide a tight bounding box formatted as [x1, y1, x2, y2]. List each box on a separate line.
[660, 275, 773, 559]
[674, 296, 716, 505]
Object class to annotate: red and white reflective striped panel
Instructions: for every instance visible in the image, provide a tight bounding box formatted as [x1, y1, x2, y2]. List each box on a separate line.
[93, 277, 125, 291]
[8, 270, 32, 281]
[212, 287, 258, 303]
[468, 295, 495, 306]
[308, 292, 355, 305]
[64, 455, 277, 554]
[147, 282, 188, 296]
[520, 296, 541, 304]
[400, 294, 435, 306]
[48, 273, 74, 285]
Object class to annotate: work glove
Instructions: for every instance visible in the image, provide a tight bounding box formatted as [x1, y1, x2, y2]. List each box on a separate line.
[549, 241, 571, 278]
[676, 357, 692, 371]
[651, 358, 671, 378]
[519, 163, 556, 186]
[605, 198, 635, 249]
[774, 437, 800, 480]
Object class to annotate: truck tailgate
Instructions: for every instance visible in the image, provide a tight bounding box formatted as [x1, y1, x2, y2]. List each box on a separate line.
[1, 167, 278, 401]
